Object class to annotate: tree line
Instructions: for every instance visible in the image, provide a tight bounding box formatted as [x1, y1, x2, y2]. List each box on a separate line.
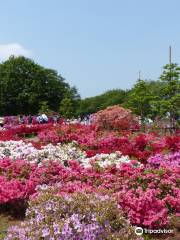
[78, 64, 180, 126]
[0, 56, 179, 125]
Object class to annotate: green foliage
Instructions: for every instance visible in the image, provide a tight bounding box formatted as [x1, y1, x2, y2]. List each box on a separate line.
[0, 214, 21, 239]
[124, 80, 157, 121]
[152, 63, 180, 123]
[0, 56, 78, 115]
[59, 86, 80, 118]
[59, 97, 74, 118]
[77, 89, 127, 116]
[39, 101, 50, 114]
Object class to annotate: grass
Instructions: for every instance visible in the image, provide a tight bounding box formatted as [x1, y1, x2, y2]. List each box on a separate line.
[0, 214, 22, 239]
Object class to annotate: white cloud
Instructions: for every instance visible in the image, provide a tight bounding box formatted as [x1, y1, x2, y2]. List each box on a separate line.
[0, 43, 32, 61]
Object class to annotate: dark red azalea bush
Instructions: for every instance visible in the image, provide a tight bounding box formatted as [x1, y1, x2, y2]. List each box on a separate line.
[0, 123, 54, 141]
[165, 135, 180, 152]
[0, 157, 179, 228]
[0, 130, 19, 141]
[83, 134, 180, 161]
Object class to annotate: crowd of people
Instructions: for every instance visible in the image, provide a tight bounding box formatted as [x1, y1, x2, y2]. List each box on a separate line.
[0, 114, 60, 128]
[21, 113, 61, 125]
[64, 115, 93, 125]
[0, 114, 93, 130]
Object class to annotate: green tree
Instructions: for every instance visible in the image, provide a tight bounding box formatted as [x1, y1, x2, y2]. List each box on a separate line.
[39, 101, 49, 114]
[152, 63, 180, 126]
[125, 80, 156, 122]
[0, 56, 78, 115]
[59, 97, 74, 118]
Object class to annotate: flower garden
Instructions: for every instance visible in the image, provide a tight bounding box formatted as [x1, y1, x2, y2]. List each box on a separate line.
[0, 106, 179, 240]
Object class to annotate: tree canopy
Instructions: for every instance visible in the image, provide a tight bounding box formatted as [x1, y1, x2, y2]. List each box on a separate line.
[124, 80, 160, 121]
[0, 56, 78, 115]
[153, 63, 180, 122]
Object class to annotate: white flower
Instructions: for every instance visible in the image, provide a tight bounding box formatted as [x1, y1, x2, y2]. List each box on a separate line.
[0, 140, 132, 169]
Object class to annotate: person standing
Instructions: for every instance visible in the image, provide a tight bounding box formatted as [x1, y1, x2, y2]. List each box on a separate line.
[19, 115, 24, 124]
[41, 113, 48, 123]
[0, 117, 4, 128]
[28, 115, 33, 124]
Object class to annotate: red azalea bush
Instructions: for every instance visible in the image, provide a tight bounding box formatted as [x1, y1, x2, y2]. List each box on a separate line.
[92, 105, 140, 131]
[38, 123, 97, 144]
[38, 129, 60, 143]
[0, 130, 19, 141]
[82, 134, 180, 161]
[0, 123, 53, 141]
[36, 123, 180, 161]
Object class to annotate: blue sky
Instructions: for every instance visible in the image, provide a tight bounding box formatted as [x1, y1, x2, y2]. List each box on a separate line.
[0, 0, 180, 98]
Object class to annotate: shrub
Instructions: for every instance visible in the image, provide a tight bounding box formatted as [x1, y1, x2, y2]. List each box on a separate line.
[147, 152, 180, 168]
[93, 105, 139, 131]
[5, 188, 142, 240]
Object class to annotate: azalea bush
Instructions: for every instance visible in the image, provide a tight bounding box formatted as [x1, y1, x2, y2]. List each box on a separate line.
[83, 134, 180, 161]
[5, 188, 142, 240]
[0, 123, 53, 141]
[38, 123, 97, 144]
[93, 105, 139, 131]
[1, 120, 179, 162]
[0, 115, 180, 238]
[37, 125, 180, 161]
[0, 140, 132, 168]
[0, 154, 132, 206]
[84, 152, 131, 168]
[114, 164, 180, 228]
[0, 140, 86, 164]
[147, 151, 180, 168]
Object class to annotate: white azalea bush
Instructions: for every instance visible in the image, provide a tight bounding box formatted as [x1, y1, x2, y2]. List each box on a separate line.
[81, 152, 130, 168]
[0, 140, 35, 159]
[0, 140, 131, 168]
[0, 140, 85, 164]
[28, 142, 86, 164]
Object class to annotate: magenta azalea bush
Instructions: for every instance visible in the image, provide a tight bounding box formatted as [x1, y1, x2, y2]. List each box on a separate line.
[0, 154, 179, 229]
[147, 151, 180, 167]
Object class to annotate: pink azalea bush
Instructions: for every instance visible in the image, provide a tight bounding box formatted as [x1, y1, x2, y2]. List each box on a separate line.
[93, 105, 139, 131]
[114, 164, 180, 228]
[0, 156, 179, 229]
[148, 152, 180, 168]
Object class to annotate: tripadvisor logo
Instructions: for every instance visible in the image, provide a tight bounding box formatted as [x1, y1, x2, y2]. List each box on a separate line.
[135, 227, 143, 236]
[135, 227, 174, 236]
